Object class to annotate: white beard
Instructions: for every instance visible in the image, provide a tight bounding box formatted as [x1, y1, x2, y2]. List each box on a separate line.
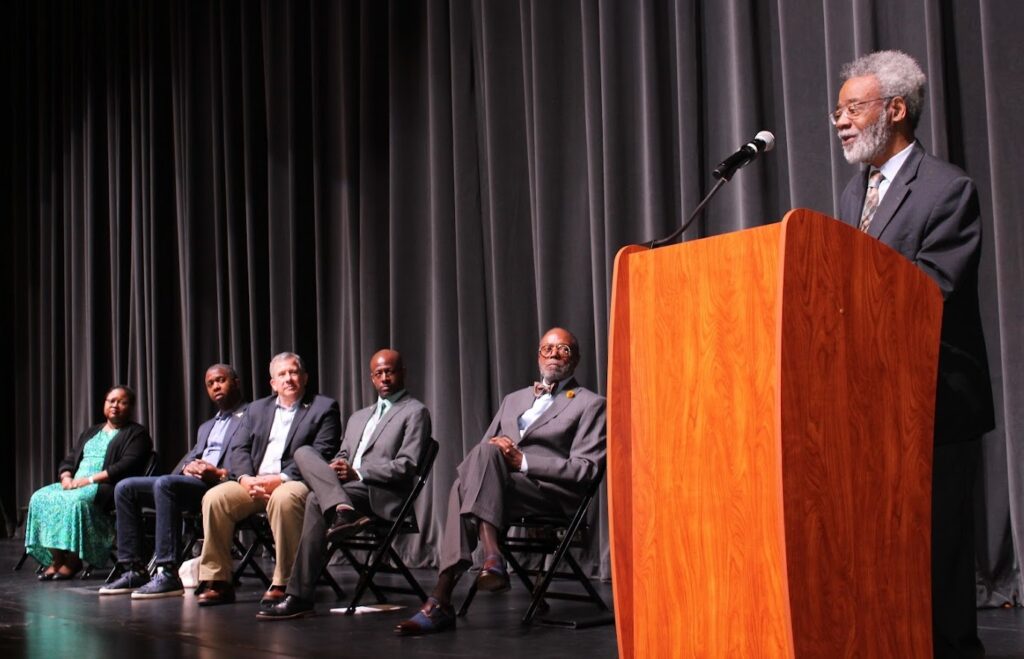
[841, 111, 894, 164]
[539, 362, 574, 383]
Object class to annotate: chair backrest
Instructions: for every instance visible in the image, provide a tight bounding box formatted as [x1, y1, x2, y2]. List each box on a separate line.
[143, 451, 160, 477]
[387, 437, 439, 529]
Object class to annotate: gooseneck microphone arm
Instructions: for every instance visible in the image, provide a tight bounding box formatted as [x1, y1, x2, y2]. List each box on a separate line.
[647, 130, 776, 249]
[648, 178, 728, 249]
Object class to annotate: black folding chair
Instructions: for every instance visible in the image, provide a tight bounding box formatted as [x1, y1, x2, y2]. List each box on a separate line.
[231, 512, 276, 588]
[90, 451, 160, 580]
[458, 469, 613, 627]
[322, 437, 439, 614]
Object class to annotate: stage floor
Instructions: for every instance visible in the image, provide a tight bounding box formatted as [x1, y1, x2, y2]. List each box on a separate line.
[0, 539, 618, 658]
[1, 539, 1021, 657]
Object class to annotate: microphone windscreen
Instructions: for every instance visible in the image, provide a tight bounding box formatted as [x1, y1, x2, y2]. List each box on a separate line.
[755, 130, 776, 152]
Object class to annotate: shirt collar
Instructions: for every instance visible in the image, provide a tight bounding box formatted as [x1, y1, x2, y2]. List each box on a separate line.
[875, 141, 915, 182]
[376, 389, 406, 411]
[275, 396, 301, 412]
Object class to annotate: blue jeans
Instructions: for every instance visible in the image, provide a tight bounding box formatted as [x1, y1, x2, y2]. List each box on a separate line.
[113, 475, 212, 567]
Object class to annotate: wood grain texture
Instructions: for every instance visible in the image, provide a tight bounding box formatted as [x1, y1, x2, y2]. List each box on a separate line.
[608, 243, 646, 658]
[778, 209, 940, 658]
[608, 226, 793, 658]
[607, 211, 942, 658]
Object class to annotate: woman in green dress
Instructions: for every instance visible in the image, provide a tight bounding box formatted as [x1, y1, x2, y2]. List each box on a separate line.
[26, 385, 153, 580]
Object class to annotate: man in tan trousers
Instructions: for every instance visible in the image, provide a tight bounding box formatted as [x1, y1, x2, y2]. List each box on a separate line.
[196, 352, 341, 608]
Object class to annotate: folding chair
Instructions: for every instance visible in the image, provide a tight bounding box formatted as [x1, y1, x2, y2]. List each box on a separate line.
[231, 512, 276, 588]
[323, 437, 439, 614]
[90, 451, 160, 581]
[457, 469, 613, 627]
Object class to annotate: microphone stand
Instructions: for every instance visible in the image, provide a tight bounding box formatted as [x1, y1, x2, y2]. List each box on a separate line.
[648, 177, 728, 249]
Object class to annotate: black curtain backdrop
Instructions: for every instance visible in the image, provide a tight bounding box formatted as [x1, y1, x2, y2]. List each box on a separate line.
[4, 0, 1021, 606]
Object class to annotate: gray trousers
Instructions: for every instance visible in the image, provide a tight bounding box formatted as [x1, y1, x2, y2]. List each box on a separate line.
[438, 441, 572, 573]
[286, 445, 370, 601]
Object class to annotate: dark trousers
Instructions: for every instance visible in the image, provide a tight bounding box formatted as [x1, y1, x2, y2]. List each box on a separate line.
[439, 441, 572, 573]
[286, 445, 371, 601]
[932, 440, 985, 659]
[113, 475, 211, 567]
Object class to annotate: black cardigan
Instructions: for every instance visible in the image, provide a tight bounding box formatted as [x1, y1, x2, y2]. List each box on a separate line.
[57, 421, 153, 511]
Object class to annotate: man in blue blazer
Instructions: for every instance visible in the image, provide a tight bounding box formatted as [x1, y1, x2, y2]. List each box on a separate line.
[196, 352, 341, 607]
[257, 348, 431, 620]
[833, 51, 994, 659]
[100, 364, 248, 598]
[397, 327, 606, 635]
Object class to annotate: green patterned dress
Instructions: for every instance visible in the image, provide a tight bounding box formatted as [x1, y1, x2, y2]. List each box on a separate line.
[24, 428, 119, 567]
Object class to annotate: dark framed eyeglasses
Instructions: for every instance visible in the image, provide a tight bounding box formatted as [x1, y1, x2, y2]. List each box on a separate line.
[538, 344, 573, 359]
[829, 96, 893, 125]
[371, 368, 399, 379]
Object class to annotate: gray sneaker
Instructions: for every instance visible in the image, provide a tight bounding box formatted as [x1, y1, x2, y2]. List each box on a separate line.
[131, 568, 185, 599]
[98, 569, 150, 595]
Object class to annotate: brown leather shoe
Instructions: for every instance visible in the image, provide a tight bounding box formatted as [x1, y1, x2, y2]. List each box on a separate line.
[259, 585, 287, 608]
[476, 555, 510, 593]
[196, 581, 236, 607]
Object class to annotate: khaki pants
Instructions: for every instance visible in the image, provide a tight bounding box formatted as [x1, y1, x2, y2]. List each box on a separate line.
[198, 479, 309, 585]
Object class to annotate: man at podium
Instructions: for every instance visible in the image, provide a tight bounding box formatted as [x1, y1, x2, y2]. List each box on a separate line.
[832, 50, 995, 659]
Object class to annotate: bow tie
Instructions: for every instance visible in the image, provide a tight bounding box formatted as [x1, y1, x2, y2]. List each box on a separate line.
[533, 381, 556, 397]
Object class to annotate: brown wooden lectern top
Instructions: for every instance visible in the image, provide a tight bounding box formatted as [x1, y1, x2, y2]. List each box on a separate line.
[607, 209, 942, 658]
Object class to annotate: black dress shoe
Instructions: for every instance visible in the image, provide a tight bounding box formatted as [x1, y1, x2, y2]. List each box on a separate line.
[256, 595, 315, 621]
[325, 509, 371, 543]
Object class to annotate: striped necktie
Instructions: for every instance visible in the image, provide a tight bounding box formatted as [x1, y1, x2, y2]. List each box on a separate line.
[858, 169, 885, 232]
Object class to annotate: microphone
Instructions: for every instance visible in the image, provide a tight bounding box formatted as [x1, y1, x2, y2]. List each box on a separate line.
[647, 128, 776, 248]
[712, 130, 775, 181]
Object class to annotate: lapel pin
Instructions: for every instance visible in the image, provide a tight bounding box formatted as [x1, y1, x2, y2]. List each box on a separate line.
[566, 390, 575, 399]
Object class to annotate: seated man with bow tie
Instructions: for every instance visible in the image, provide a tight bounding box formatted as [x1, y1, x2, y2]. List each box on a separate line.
[257, 348, 431, 620]
[396, 327, 607, 635]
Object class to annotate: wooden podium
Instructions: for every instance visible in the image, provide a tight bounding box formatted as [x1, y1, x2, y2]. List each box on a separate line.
[607, 209, 942, 658]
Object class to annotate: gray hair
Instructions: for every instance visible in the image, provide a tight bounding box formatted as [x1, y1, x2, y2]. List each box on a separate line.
[268, 352, 306, 375]
[841, 50, 926, 129]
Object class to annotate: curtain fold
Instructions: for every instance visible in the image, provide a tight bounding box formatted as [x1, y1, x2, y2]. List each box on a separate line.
[6, 0, 1021, 604]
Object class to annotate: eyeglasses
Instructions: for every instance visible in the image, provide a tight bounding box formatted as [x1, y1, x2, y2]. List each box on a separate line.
[371, 368, 400, 379]
[538, 344, 573, 359]
[829, 96, 893, 125]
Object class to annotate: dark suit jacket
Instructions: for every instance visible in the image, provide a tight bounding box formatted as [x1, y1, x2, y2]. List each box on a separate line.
[336, 393, 431, 520]
[171, 403, 249, 474]
[57, 421, 153, 511]
[228, 393, 341, 480]
[839, 141, 994, 444]
[481, 377, 606, 510]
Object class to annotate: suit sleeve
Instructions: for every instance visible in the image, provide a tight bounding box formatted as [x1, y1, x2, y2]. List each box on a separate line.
[522, 395, 606, 486]
[912, 175, 982, 300]
[172, 429, 206, 475]
[228, 412, 259, 479]
[358, 406, 431, 487]
[281, 398, 341, 480]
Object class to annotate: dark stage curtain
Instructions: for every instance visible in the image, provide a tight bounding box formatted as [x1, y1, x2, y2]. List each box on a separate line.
[5, 0, 1021, 604]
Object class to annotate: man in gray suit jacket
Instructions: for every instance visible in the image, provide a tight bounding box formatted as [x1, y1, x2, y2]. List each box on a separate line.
[100, 364, 248, 599]
[196, 352, 341, 607]
[257, 348, 431, 620]
[833, 51, 994, 659]
[397, 327, 606, 635]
